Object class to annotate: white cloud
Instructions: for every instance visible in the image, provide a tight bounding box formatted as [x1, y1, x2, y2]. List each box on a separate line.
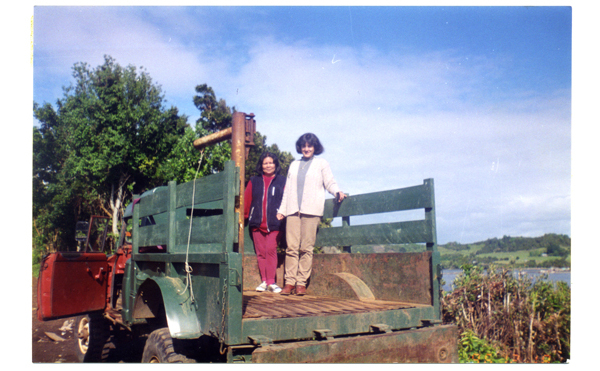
[32, 7, 571, 244]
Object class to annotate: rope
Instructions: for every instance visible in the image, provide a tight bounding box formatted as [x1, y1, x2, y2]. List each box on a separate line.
[178, 150, 205, 303]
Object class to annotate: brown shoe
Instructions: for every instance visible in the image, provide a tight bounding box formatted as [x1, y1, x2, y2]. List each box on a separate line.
[280, 284, 295, 295]
[295, 285, 307, 296]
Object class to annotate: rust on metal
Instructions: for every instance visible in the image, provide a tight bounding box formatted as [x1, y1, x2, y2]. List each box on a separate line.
[251, 324, 459, 363]
[241, 291, 415, 320]
[243, 113, 256, 157]
[192, 127, 233, 150]
[231, 112, 248, 257]
[242, 252, 433, 305]
[192, 112, 257, 260]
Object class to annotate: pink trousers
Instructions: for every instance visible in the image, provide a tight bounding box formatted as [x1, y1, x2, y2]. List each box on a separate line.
[251, 229, 279, 285]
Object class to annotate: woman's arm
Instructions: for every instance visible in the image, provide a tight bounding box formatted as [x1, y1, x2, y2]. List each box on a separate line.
[320, 159, 342, 197]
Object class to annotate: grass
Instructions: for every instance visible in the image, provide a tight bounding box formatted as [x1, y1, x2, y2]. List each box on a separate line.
[438, 243, 571, 267]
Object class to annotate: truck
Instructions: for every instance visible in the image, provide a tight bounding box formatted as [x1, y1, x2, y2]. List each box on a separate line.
[37, 112, 458, 363]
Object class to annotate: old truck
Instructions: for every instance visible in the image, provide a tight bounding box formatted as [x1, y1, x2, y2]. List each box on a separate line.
[37, 112, 458, 363]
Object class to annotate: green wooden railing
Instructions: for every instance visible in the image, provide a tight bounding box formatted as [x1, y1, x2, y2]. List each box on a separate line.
[126, 161, 243, 342]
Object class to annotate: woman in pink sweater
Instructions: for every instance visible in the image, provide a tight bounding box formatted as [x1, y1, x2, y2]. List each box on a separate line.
[276, 133, 346, 295]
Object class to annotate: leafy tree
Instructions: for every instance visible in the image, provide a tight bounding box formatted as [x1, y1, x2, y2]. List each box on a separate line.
[33, 55, 188, 251]
[156, 124, 232, 184]
[193, 84, 232, 133]
[188, 85, 295, 184]
[161, 83, 237, 180]
[33, 60, 294, 261]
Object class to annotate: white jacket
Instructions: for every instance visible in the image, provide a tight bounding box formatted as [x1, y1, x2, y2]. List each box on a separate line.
[278, 157, 341, 217]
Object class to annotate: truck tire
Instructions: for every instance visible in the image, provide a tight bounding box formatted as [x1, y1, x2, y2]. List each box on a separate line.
[141, 328, 197, 363]
[74, 313, 114, 362]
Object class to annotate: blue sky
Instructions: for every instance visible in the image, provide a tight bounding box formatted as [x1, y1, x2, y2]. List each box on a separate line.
[30, 4, 574, 245]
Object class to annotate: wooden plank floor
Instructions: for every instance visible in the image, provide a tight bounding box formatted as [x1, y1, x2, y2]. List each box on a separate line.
[242, 291, 417, 320]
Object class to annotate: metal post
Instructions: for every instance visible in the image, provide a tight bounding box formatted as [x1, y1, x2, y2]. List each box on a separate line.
[193, 112, 255, 282]
[231, 112, 246, 256]
[192, 127, 233, 150]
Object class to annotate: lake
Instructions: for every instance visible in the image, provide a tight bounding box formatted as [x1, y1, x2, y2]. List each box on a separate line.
[442, 268, 571, 292]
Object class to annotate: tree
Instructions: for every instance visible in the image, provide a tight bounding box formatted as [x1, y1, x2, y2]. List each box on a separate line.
[193, 83, 232, 133]
[33, 55, 188, 250]
[188, 84, 294, 184]
[155, 83, 238, 184]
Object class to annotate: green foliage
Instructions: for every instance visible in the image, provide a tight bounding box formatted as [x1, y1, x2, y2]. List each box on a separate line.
[478, 234, 571, 254]
[444, 241, 471, 251]
[156, 124, 232, 183]
[33, 58, 293, 264]
[442, 265, 570, 363]
[439, 234, 571, 269]
[33, 55, 188, 254]
[193, 84, 232, 133]
[459, 330, 507, 363]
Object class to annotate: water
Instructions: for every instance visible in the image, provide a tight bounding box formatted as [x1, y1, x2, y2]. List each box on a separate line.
[442, 268, 571, 292]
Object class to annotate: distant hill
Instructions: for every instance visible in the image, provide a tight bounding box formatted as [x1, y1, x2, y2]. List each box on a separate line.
[337, 233, 571, 269]
[438, 233, 571, 269]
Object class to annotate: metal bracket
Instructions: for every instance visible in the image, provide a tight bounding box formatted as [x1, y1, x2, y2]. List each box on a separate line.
[229, 268, 241, 286]
[248, 335, 273, 346]
[370, 324, 392, 333]
[313, 329, 334, 341]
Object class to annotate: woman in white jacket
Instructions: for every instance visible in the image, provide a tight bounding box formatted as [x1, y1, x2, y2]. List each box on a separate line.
[276, 133, 346, 295]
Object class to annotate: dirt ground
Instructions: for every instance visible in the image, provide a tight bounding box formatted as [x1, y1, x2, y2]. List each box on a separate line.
[32, 276, 80, 363]
[32, 276, 146, 363]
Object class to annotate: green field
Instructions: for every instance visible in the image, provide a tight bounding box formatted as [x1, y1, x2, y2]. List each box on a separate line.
[438, 234, 571, 269]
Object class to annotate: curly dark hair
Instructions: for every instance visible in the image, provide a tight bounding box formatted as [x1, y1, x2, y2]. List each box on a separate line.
[254, 152, 281, 175]
[295, 133, 324, 155]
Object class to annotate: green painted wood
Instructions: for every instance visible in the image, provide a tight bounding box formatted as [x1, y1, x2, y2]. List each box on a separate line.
[221, 161, 238, 255]
[137, 187, 170, 218]
[241, 306, 437, 344]
[167, 181, 177, 275]
[243, 226, 256, 255]
[423, 179, 440, 317]
[136, 223, 169, 247]
[169, 243, 223, 254]
[132, 199, 140, 254]
[315, 220, 433, 247]
[323, 181, 433, 219]
[175, 171, 227, 208]
[222, 162, 244, 344]
[174, 215, 225, 245]
[225, 252, 244, 344]
[132, 252, 225, 264]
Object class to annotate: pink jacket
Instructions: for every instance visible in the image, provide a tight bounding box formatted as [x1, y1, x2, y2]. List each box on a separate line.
[278, 157, 341, 217]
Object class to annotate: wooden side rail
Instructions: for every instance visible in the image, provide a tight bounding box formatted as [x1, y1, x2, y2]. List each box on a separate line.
[316, 179, 436, 249]
[132, 161, 240, 254]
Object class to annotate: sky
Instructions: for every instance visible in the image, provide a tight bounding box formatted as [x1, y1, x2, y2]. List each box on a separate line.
[29, 3, 575, 245]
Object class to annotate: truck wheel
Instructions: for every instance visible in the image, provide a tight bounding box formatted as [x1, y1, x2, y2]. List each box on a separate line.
[74, 314, 114, 362]
[142, 328, 196, 363]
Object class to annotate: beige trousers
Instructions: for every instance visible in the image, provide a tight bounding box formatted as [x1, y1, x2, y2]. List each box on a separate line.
[284, 213, 320, 286]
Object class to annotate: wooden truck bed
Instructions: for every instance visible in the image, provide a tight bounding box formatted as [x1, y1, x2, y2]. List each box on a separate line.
[242, 291, 418, 320]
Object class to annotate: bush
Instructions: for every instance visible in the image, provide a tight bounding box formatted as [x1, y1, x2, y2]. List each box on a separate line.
[459, 330, 506, 363]
[442, 264, 570, 363]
